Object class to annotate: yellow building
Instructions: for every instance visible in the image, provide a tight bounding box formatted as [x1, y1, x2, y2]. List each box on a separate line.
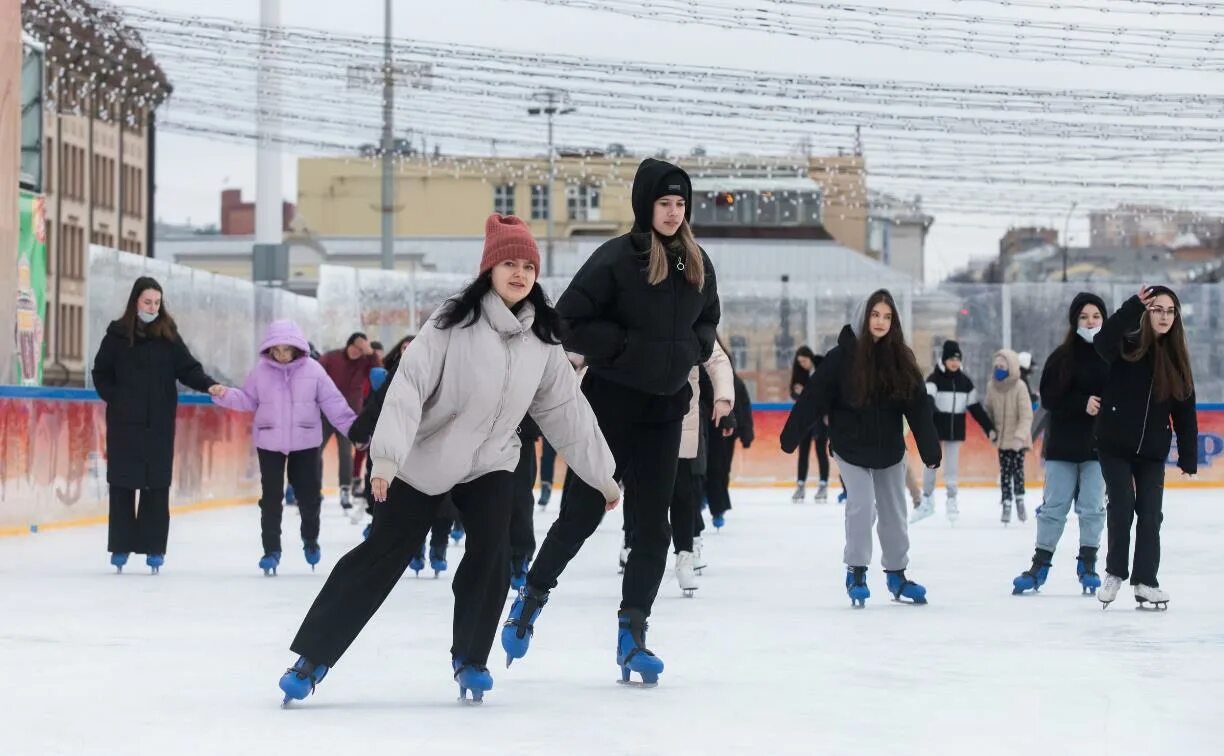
[296, 153, 869, 254]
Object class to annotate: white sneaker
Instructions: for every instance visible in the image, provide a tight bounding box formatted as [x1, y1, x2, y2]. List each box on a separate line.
[1134, 583, 1169, 608]
[692, 536, 707, 573]
[911, 495, 935, 523]
[946, 495, 960, 523]
[1099, 574, 1124, 607]
[676, 551, 698, 596]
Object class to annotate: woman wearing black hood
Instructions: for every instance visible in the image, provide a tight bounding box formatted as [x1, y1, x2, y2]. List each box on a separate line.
[501, 158, 721, 686]
[1012, 293, 1110, 596]
[1095, 285, 1197, 609]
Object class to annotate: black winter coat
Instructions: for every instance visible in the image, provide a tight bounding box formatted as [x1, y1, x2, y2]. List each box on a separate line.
[925, 367, 993, 442]
[1040, 336, 1109, 463]
[91, 320, 216, 489]
[781, 325, 941, 470]
[732, 375, 755, 448]
[1094, 295, 1198, 472]
[556, 231, 720, 397]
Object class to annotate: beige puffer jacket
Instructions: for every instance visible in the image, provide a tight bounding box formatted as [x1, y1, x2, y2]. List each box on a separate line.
[984, 348, 1034, 451]
[680, 340, 734, 459]
[370, 291, 619, 502]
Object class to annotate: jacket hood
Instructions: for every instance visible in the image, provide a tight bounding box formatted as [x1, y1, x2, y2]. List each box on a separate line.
[838, 323, 858, 350]
[259, 320, 311, 356]
[481, 290, 536, 336]
[992, 348, 1021, 385]
[1068, 292, 1108, 329]
[630, 158, 692, 234]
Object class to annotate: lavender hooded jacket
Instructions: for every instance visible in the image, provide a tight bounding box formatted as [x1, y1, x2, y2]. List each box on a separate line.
[213, 320, 358, 453]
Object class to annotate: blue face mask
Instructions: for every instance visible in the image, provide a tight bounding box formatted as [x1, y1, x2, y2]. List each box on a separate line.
[994, 367, 1009, 382]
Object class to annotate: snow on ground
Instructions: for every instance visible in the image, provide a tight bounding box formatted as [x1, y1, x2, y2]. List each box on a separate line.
[2, 487, 1221, 755]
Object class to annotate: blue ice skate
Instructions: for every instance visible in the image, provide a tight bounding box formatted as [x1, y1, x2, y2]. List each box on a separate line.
[712, 513, 725, 530]
[501, 584, 549, 667]
[110, 552, 129, 573]
[146, 554, 164, 574]
[616, 609, 664, 687]
[429, 544, 448, 578]
[451, 522, 465, 545]
[452, 658, 493, 704]
[409, 548, 425, 577]
[509, 556, 529, 591]
[279, 656, 328, 706]
[284, 485, 296, 506]
[1012, 549, 1053, 595]
[259, 551, 282, 576]
[303, 541, 321, 571]
[1077, 546, 1101, 595]
[885, 569, 927, 605]
[845, 565, 870, 608]
[837, 489, 848, 504]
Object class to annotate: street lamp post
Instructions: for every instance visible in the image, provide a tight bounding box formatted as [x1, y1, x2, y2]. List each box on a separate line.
[1061, 201, 1078, 283]
[528, 89, 575, 277]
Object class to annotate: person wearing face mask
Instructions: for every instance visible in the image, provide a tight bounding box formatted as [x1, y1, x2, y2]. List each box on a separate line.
[1095, 285, 1197, 610]
[278, 215, 619, 706]
[781, 289, 942, 608]
[501, 158, 720, 687]
[91, 277, 224, 574]
[212, 320, 357, 575]
[985, 349, 1035, 524]
[1012, 293, 1110, 596]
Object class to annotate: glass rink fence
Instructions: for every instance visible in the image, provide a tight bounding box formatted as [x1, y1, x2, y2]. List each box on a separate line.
[3, 386, 1223, 533]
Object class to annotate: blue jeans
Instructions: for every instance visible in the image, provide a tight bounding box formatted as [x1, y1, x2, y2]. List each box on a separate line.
[1036, 460, 1106, 553]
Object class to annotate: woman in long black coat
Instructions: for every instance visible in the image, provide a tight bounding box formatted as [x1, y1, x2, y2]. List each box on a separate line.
[91, 276, 222, 573]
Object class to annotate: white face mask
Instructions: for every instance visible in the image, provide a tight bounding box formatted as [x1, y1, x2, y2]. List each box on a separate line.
[137, 310, 158, 324]
[1077, 325, 1100, 343]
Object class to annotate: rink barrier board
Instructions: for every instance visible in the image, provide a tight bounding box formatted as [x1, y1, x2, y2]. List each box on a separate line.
[2, 388, 1222, 535]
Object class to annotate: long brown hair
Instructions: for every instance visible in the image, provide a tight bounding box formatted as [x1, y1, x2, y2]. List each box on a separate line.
[849, 289, 924, 407]
[646, 220, 705, 290]
[1122, 291, 1194, 402]
[118, 276, 179, 344]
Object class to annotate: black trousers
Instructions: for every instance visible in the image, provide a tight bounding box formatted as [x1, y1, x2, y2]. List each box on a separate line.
[510, 439, 538, 562]
[797, 432, 830, 483]
[107, 486, 170, 555]
[528, 380, 683, 617]
[539, 439, 557, 487]
[290, 472, 513, 668]
[257, 448, 323, 554]
[706, 433, 736, 517]
[1099, 452, 1166, 587]
[408, 495, 457, 558]
[670, 458, 699, 554]
[320, 416, 353, 489]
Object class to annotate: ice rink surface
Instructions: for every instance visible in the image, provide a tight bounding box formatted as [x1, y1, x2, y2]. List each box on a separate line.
[2, 487, 1221, 755]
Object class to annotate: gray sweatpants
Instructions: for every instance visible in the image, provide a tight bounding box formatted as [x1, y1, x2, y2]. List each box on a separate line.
[837, 453, 910, 570]
[922, 440, 962, 498]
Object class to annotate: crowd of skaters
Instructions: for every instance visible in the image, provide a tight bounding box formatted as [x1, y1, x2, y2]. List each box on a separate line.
[89, 157, 1198, 706]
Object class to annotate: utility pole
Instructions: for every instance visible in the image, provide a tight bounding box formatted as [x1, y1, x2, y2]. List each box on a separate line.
[380, 0, 394, 272]
[1061, 201, 1078, 283]
[528, 89, 575, 277]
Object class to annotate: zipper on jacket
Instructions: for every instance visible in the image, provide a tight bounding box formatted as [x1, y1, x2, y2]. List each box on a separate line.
[1135, 378, 1154, 454]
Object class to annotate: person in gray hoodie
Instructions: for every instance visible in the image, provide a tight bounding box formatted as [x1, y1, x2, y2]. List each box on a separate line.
[278, 215, 619, 707]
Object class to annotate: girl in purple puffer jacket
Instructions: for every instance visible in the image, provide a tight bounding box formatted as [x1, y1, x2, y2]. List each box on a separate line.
[214, 320, 357, 574]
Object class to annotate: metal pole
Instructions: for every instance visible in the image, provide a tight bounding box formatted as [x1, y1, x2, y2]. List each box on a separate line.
[380, 0, 395, 272]
[1061, 201, 1077, 283]
[546, 103, 556, 278]
[256, 0, 282, 247]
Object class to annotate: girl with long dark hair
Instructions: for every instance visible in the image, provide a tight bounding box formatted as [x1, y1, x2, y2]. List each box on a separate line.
[278, 215, 619, 705]
[781, 290, 941, 608]
[789, 346, 830, 502]
[91, 277, 223, 574]
[501, 158, 721, 687]
[1012, 293, 1110, 595]
[1095, 285, 1197, 609]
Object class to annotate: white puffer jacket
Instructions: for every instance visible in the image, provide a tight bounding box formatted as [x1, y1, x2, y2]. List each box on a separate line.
[370, 291, 619, 502]
[680, 340, 735, 459]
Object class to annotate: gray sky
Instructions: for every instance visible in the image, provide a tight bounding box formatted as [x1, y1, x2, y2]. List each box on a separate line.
[109, 0, 1224, 281]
